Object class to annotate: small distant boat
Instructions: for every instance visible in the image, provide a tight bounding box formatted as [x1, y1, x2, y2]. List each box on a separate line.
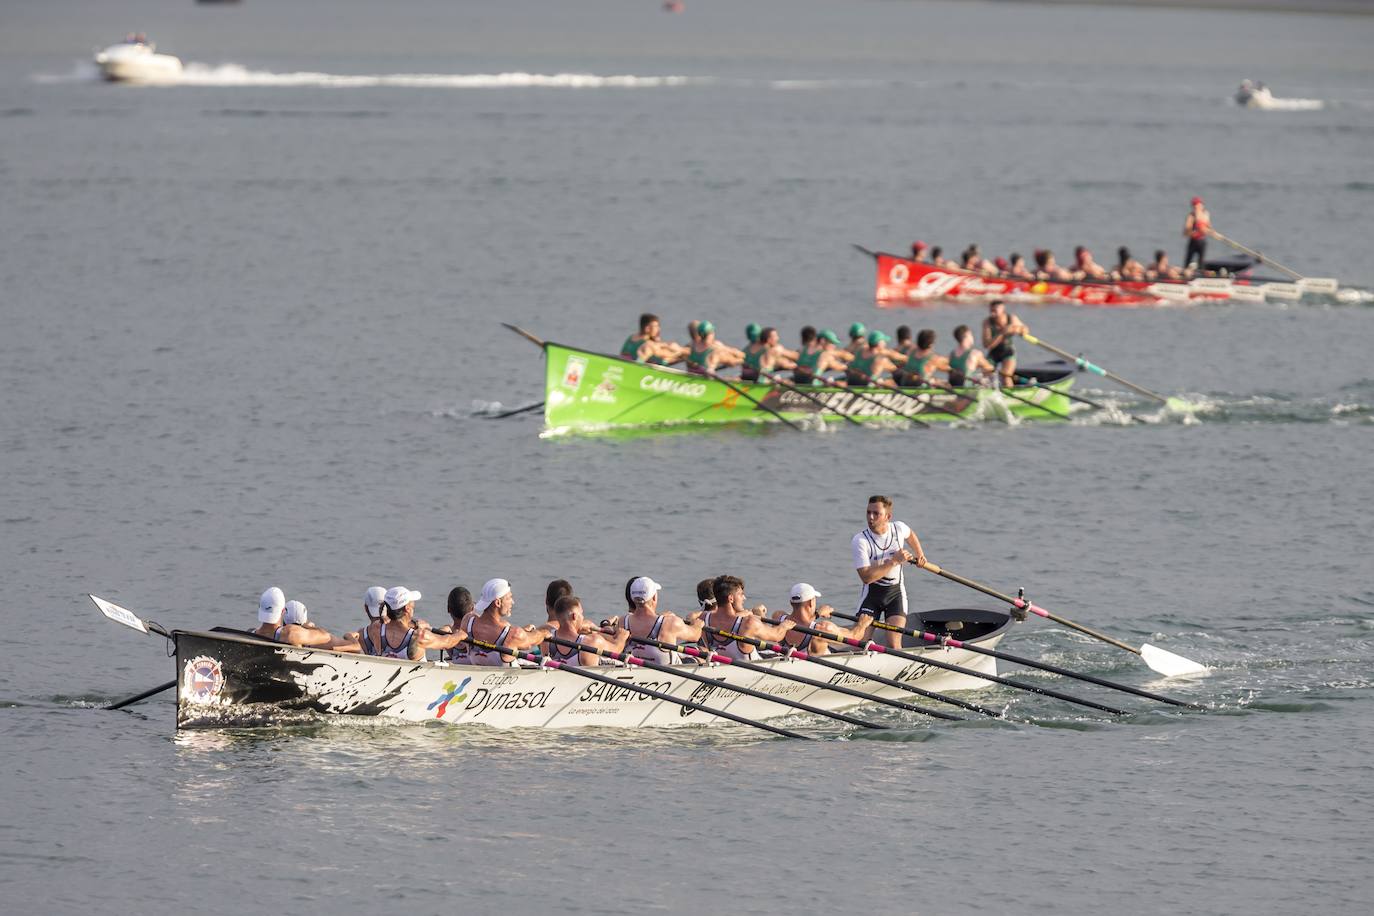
[94, 34, 183, 84]
[1235, 80, 1323, 112]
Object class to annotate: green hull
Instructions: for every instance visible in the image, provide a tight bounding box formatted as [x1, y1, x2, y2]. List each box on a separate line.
[543, 342, 1075, 434]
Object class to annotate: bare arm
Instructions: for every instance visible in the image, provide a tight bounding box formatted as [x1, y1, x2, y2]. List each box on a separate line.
[857, 548, 914, 584]
[742, 616, 795, 643]
[666, 612, 704, 643]
[904, 528, 927, 566]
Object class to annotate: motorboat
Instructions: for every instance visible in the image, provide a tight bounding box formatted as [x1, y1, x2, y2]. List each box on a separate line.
[94, 34, 182, 84]
[1235, 80, 1323, 111]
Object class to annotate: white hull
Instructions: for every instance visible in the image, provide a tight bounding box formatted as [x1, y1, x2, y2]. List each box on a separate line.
[94, 44, 183, 84]
[175, 627, 1004, 730]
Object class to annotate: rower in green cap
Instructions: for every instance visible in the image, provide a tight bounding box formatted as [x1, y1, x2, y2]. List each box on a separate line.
[846, 322, 868, 357]
[845, 329, 906, 388]
[686, 320, 746, 376]
[793, 327, 853, 386]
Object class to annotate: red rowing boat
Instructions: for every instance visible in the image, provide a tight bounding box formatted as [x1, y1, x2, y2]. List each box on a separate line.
[871, 252, 1250, 307]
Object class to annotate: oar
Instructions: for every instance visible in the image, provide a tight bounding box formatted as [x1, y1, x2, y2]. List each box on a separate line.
[501, 323, 548, 349]
[1021, 333, 1188, 411]
[542, 634, 878, 729]
[916, 561, 1208, 677]
[784, 621, 1127, 715]
[647, 630, 962, 721]
[852, 243, 879, 259]
[689, 627, 988, 718]
[697, 368, 805, 432]
[758, 369, 867, 428]
[483, 400, 545, 420]
[1208, 230, 1302, 282]
[106, 680, 176, 711]
[830, 612, 1203, 709]
[840, 366, 947, 425]
[927, 375, 1071, 422]
[1012, 374, 1118, 414]
[465, 638, 807, 740]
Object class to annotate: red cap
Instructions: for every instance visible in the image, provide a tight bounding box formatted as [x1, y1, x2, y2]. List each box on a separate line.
[912, 240, 927, 251]
[995, 257, 1009, 270]
[1191, 196, 1203, 205]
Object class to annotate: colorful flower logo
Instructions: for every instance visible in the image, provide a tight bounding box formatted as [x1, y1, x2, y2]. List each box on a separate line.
[427, 677, 470, 718]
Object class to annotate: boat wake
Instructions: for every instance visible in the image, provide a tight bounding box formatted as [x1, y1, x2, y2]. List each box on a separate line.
[1073, 387, 1374, 426]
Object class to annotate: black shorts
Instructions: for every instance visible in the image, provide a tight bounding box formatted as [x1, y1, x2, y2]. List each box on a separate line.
[988, 342, 1015, 364]
[857, 581, 908, 621]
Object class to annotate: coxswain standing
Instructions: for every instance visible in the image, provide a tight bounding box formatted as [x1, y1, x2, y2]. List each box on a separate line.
[948, 324, 996, 388]
[544, 595, 629, 667]
[1183, 196, 1213, 270]
[775, 583, 869, 657]
[701, 575, 794, 661]
[623, 576, 704, 664]
[461, 579, 557, 666]
[981, 300, 1029, 389]
[845, 330, 906, 388]
[851, 495, 927, 650]
[740, 326, 798, 382]
[685, 321, 745, 376]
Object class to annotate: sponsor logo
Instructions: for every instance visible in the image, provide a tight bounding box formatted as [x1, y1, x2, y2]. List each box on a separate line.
[639, 376, 707, 399]
[827, 670, 874, 689]
[894, 662, 932, 683]
[481, 673, 519, 687]
[680, 678, 728, 718]
[561, 356, 587, 390]
[576, 678, 672, 704]
[888, 262, 910, 283]
[461, 686, 553, 718]
[182, 655, 224, 704]
[591, 366, 622, 404]
[427, 677, 471, 718]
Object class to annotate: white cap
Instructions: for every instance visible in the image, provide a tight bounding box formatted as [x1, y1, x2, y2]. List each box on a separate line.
[363, 586, 386, 618]
[789, 583, 822, 603]
[283, 600, 308, 625]
[258, 587, 286, 623]
[475, 578, 511, 612]
[383, 586, 421, 612]
[629, 576, 662, 602]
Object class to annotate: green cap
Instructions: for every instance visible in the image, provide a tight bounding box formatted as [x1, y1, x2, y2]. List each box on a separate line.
[868, 330, 889, 345]
[819, 329, 841, 345]
[698, 320, 715, 336]
[745, 322, 762, 343]
[848, 322, 866, 339]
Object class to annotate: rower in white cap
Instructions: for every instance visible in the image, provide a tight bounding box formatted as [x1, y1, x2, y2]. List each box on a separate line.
[359, 586, 466, 661]
[462, 578, 557, 666]
[623, 576, 704, 664]
[253, 588, 358, 650]
[775, 584, 868, 657]
[342, 585, 388, 644]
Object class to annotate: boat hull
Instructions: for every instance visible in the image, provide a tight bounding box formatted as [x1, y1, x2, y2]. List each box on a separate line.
[94, 45, 183, 84]
[173, 610, 1009, 730]
[542, 343, 1075, 434]
[873, 253, 1246, 307]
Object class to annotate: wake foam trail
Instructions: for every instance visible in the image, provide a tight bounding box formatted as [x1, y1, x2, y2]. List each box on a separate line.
[174, 64, 710, 89]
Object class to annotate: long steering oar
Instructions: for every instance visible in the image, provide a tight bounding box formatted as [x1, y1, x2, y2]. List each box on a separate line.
[671, 629, 963, 721]
[689, 626, 993, 718]
[1209, 230, 1316, 284]
[758, 369, 867, 428]
[107, 680, 177, 711]
[831, 612, 1203, 709]
[543, 634, 878, 729]
[1021, 333, 1189, 411]
[784, 621, 1127, 715]
[465, 637, 808, 740]
[916, 562, 1207, 677]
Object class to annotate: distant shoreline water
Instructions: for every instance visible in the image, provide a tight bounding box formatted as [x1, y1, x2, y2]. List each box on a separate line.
[990, 0, 1374, 15]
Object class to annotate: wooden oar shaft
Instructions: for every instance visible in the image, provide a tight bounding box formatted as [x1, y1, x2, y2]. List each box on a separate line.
[470, 640, 806, 739]
[501, 323, 548, 348]
[786, 621, 1127, 715]
[106, 679, 177, 711]
[1022, 335, 1168, 404]
[920, 562, 1139, 654]
[544, 634, 873, 728]
[690, 627, 961, 721]
[831, 612, 1199, 709]
[1210, 230, 1304, 281]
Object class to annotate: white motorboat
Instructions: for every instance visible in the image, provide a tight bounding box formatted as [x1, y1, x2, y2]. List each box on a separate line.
[1235, 80, 1323, 111]
[94, 35, 183, 84]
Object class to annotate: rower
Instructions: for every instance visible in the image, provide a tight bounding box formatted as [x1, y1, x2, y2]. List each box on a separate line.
[745, 323, 762, 346]
[701, 575, 793, 661]
[895, 329, 949, 388]
[342, 584, 387, 643]
[1183, 196, 1212, 270]
[948, 324, 996, 388]
[776, 584, 868, 656]
[462, 578, 557, 666]
[620, 313, 688, 365]
[1149, 249, 1182, 281]
[544, 595, 629, 667]
[1073, 246, 1110, 281]
[845, 322, 867, 356]
[254, 589, 359, 650]
[930, 246, 955, 270]
[845, 330, 905, 389]
[1034, 249, 1073, 282]
[981, 299, 1029, 389]
[544, 578, 572, 623]
[438, 586, 473, 664]
[851, 495, 927, 649]
[361, 586, 466, 661]
[622, 576, 703, 664]
[1007, 252, 1034, 280]
[739, 326, 798, 383]
[910, 240, 929, 263]
[684, 320, 745, 376]
[696, 578, 717, 614]
[1117, 246, 1147, 281]
[794, 328, 852, 386]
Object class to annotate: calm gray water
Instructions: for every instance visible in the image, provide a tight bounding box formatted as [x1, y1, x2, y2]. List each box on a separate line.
[3, 1, 1374, 913]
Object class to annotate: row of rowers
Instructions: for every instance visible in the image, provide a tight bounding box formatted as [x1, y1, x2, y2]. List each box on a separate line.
[620, 301, 1031, 389]
[251, 575, 894, 667]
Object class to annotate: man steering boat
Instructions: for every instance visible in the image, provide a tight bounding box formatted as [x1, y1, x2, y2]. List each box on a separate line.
[851, 495, 927, 649]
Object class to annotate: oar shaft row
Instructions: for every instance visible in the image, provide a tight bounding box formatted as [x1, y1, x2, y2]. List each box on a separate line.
[1022, 334, 1167, 404]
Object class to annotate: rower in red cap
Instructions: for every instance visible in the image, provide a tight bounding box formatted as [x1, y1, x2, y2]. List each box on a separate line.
[910, 241, 929, 263]
[1183, 196, 1213, 271]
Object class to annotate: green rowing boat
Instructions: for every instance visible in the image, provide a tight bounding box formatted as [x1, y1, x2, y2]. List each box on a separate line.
[541, 342, 1076, 434]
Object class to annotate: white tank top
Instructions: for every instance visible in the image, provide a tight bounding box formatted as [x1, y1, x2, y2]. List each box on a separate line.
[703, 611, 760, 662]
[629, 614, 681, 665]
[465, 617, 515, 667]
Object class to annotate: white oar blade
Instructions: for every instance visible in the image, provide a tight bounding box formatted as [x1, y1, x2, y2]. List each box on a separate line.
[90, 594, 150, 635]
[1228, 286, 1266, 303]
[1140, 643, 1207, 677]
[1262, 282, 1302, 301]
[1298, 277, 1338, 295]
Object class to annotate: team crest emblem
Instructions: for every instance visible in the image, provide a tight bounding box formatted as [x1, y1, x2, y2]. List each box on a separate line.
[561, 356, 587, 390]
[428, 677, 471, 718]
[182, 655, 225, 704]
